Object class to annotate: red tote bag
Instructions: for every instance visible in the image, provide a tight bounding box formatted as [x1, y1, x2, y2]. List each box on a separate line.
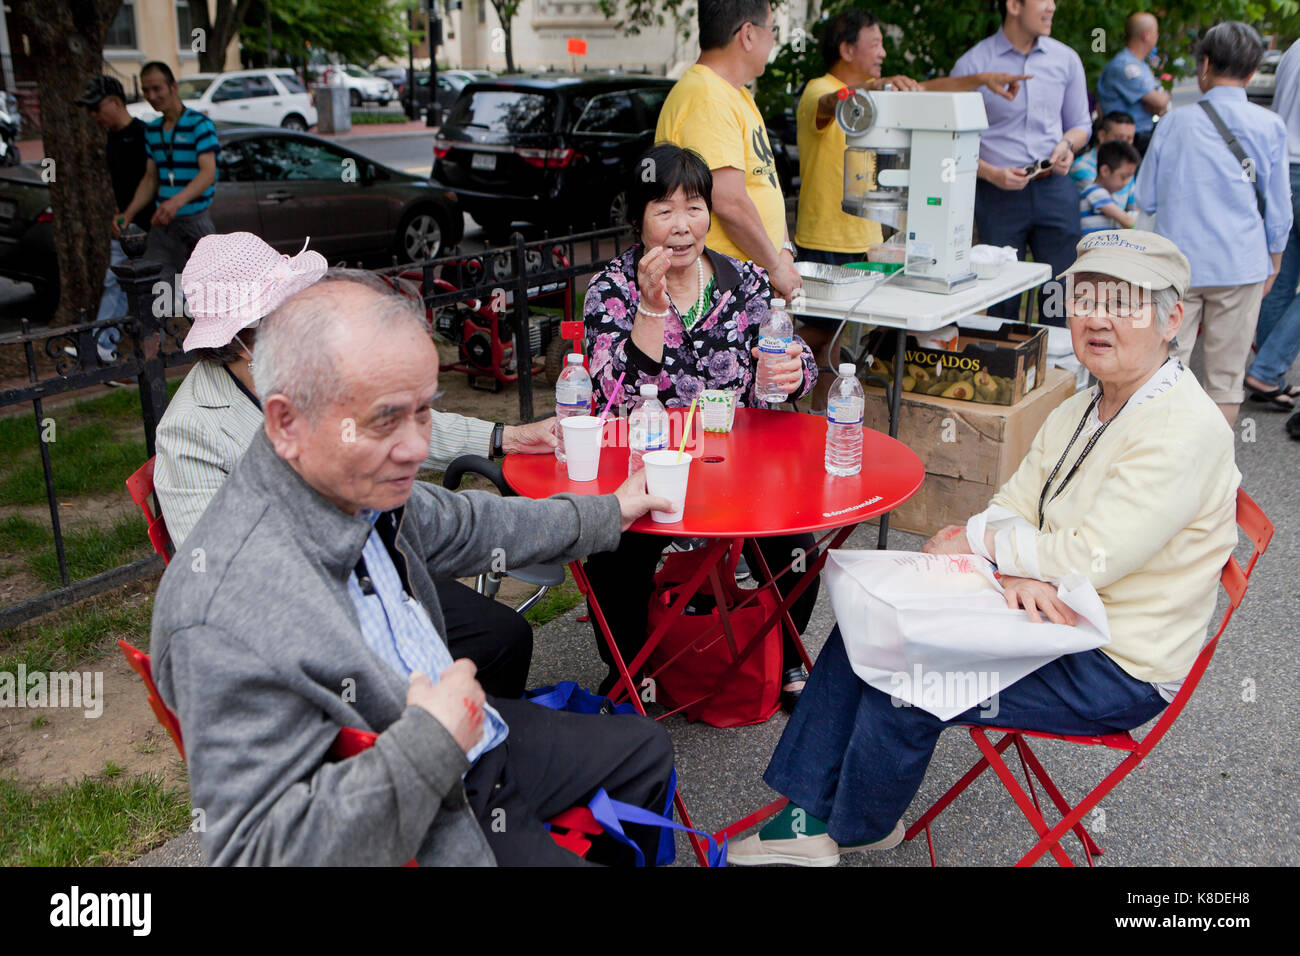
[645, 543, 783, 728]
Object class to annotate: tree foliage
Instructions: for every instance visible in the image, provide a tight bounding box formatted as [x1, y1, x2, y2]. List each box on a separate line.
[238, 0, 418, 70]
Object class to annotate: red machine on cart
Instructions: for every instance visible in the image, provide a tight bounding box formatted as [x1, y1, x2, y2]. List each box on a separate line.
[387, 246, 580, 392]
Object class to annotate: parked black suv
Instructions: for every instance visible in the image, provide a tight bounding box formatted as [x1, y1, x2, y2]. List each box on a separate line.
[432, 73, 673, 237]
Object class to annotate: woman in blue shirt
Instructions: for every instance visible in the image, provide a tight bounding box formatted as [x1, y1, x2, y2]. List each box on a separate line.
[1133, 21, 1292, 426]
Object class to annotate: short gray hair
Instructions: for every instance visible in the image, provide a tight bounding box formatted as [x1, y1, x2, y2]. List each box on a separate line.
[252, 278, 428, 421]
[1197, 21, 1265, 80]
[1152, 285, 1180, 335]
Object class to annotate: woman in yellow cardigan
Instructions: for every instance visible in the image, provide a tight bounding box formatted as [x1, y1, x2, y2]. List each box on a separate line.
[729, 231, 1241, 866]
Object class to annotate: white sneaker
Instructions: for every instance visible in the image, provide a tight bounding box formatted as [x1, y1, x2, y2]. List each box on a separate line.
[839, 821, 906, 854]
[726, 831, 841, 867]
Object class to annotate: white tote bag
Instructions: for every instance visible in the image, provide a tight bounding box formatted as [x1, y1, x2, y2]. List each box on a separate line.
[824, 551, 1112, 719]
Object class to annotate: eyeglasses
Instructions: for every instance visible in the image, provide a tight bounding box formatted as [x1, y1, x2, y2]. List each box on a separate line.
[1069, 285, 1151, 319]
[733, 20, 780, 43]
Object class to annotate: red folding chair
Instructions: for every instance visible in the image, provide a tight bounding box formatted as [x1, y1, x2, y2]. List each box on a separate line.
[117, 641, 595, 861]
[906, 488, 1274, 866]
[125, 457, 173, 564]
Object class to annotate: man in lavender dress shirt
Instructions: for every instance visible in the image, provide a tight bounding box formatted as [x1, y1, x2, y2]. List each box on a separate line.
[953, 0, 1092, 325]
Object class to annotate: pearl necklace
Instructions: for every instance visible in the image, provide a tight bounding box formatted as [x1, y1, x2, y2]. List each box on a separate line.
[666, 258, 706, 324]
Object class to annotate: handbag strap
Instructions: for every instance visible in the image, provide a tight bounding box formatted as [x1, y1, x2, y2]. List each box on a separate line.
[1199, 99, 1266, 219]
[586, 781, 728, 867]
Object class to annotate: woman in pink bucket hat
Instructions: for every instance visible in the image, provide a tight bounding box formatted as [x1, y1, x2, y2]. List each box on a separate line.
[153, 232, 556, 699]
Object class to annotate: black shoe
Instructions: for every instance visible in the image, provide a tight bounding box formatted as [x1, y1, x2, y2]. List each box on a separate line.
[780, 665, 808, 714]
[1287, 408, 1300, 440]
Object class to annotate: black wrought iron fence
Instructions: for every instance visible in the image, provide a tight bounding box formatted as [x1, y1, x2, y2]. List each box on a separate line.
[0, 225, 634, 626]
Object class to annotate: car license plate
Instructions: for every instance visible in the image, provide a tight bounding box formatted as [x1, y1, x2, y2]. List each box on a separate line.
[471, 152, 496, 171]
[0, 200, 14, 220]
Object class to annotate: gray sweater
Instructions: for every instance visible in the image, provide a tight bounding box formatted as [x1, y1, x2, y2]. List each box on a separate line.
[151, 428, 622, 866]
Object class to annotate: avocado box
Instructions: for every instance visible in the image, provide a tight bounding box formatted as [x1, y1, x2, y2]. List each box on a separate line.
[865, 321, 1048, 405]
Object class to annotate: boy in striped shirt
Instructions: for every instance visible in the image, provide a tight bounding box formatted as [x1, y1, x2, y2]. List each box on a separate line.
[121, 61, 218, 291]
[1078, 139, 1141, 235]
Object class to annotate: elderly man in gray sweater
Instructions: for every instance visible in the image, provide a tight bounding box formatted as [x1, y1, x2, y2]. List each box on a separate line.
[151, 279, 675, 866]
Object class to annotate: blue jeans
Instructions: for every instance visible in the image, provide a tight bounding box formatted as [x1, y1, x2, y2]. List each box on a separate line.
[975, 174, 1082, 327]
[763, 626, 1167, 845]
[1249, 163, 1300, 387]
[94, 239, 128, 356]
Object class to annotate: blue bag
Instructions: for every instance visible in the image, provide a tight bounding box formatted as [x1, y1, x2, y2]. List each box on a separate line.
[526, 682, 727, 866]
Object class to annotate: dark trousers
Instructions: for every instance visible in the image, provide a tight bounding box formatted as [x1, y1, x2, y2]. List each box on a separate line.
[437, 578, 533, 698]
[465, 697, 675, 865]
[583, 532, 819, 692]
[974, 174, 1081, 327]
[144, 210, 214, 291]
[763, 626, 1168, 845]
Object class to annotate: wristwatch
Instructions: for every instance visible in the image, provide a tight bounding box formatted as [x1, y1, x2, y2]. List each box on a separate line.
[490, 422, 505, 459]
[781, 241, 797, 258]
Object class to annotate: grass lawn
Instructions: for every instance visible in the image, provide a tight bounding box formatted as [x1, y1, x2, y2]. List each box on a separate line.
[0, 772, 190, 866]
[0, 384, 180, 591]
[0, 592, 153, 674]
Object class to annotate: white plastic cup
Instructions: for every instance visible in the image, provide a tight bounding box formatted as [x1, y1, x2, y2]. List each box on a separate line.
[642, 448, 692, 523]
[559, 415, 604, 481]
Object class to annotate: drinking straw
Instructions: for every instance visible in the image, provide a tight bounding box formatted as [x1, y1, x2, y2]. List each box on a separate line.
[598, 371, 627, 423]
[676, 398, 698, 463]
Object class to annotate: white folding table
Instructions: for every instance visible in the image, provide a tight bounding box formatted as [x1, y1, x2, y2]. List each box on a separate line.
[794, 261, 1052, 545]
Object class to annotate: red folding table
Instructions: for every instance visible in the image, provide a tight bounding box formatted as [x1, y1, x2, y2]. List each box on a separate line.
[504, 407, 924, 864]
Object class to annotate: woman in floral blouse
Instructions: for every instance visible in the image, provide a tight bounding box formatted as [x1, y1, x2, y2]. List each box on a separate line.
[582, 143, 819, 709]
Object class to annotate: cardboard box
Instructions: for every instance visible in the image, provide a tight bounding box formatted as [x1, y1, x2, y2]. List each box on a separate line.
[867, 321, 1048, 406]
[864, 367, 1078, 537]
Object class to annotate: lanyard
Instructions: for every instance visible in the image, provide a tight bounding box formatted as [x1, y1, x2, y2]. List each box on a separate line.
[161, 111, 182, 187]
[1037, 390, 1127, 529]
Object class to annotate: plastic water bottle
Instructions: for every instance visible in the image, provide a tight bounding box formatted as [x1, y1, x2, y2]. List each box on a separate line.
[628, 384, 668, 476]
[824, 363, 864, 477]
[554, 353, 592, 462]
[755, 297, 794, 404]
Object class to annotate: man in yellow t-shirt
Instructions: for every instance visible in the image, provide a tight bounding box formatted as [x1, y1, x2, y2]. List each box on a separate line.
[656, 0, 802, 302]
[796, 9, 1027, 409]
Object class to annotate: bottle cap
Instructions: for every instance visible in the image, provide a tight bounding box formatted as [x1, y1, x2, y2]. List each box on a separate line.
[639, 384, 658, 397]
[839, 363, 856, 377]
[566, 353, 583, 364]
[771, 298, 785, 309]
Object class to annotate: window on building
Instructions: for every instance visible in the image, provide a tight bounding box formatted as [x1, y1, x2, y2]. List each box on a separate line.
[176, 1, 194, 50]
[478, 0, 486, 25]
[105, 2, 138, 49]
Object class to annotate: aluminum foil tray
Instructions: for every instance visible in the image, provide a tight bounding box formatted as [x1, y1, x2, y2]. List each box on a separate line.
[795, 260, 883, 301]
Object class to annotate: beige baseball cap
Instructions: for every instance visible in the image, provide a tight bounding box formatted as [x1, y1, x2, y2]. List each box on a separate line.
[1058, 230, 1191, 298]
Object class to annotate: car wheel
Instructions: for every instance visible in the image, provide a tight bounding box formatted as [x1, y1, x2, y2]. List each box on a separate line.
[378, 99, 390, 107]
[281, 114, 308, 131]
[349, 89, 362, 108]
[607, 189, 630, 228]
[397, 207, 446, 262]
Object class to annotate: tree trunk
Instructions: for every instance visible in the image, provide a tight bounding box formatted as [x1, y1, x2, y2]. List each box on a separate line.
[189, 0, 256, 74]
[11, 0, 121, 325]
